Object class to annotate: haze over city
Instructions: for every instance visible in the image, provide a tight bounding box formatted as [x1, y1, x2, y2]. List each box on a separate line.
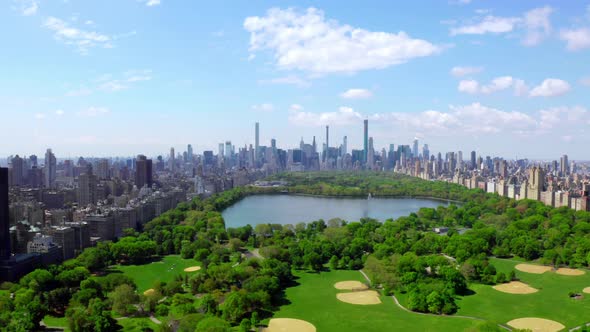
[2, 1, 590, 159]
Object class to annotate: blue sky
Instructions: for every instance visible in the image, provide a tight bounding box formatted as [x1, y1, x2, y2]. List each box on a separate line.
[1, 0, 590, 159]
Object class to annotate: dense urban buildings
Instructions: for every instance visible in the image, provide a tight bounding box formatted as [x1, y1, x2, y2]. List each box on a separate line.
[1, 119, 590, 280]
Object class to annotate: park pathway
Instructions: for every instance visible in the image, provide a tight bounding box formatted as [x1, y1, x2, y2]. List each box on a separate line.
[358, 270, 513, 331]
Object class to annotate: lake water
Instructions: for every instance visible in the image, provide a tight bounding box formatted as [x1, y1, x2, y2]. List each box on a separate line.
[222, 194, 454, 227]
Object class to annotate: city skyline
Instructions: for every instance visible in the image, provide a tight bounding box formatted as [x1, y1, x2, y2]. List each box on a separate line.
[2, 1, 590, 158]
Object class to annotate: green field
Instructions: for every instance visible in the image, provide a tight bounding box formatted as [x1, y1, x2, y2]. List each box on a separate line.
[455, 258, 590, 329]
[110, 255, 199, 292]
[269, 269, 481, 332]
[43, 315, 69, 330]
[117, 317, 159, 331]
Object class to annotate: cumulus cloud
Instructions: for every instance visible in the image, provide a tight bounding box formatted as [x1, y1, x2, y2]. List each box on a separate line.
[289, 106, 363, 126]
[138, 0, 161, 6]
[450, 66, 483, 77]
[340, 89, 373, 99]
[258, 75, 310, 88]
[560, 28, 590, 51]
[244, 7, 440, 74]
[55, 109, 65, 116]
[97, 70, 152, 92]
[251, 103, 274, 112]
[43, 16, 112, 54]
[451, 16, 520, 35]
[457, 77, 568, 97]
[529, 79, 571, 97]
[458, 76, 524, 95]
[451, 6, 553, 46]
[287, 103, 590, 145]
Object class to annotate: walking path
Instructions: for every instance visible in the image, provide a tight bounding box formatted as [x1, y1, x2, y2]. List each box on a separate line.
[358, 270, 512, 331]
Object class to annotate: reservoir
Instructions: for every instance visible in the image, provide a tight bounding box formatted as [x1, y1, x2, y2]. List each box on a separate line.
[222, 194, 454, 227]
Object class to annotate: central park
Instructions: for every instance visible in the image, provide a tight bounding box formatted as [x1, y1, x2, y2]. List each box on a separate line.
[4, 172, 590, 332]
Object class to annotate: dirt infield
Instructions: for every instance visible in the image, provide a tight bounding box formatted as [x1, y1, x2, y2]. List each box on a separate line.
[493, 281, 538, 294]
[334, 280, 369, 291]
[507, 317, 565, 332]
[262, 318, 316, 332]
[143, 288, 155, 296]
[336, 290, 382, 305]
[555, 268, 585, 276]
[515, 263, 552, 274]
[183, 266, 201, 272]
[583, 287, 590, 294]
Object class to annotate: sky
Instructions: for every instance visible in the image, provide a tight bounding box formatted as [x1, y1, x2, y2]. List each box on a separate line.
[1, 0, 590, 160]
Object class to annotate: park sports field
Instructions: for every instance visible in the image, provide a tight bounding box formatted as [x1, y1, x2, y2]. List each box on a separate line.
[266, 269, 481, 332]
[455, 258, 590, 330]
[110, 255, 199, 292]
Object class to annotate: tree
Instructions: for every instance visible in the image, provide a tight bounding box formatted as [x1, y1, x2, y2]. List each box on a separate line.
[109, 284, 138, 316]
[239, 318, 252, 332]
[196, 316, 230, 332]
[427, 291, 443, 314]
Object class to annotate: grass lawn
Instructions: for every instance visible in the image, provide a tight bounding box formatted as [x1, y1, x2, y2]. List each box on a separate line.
[116, 317, 159, 331]
[43, 315, 69, 330]
[110, 255, 200, 292]
[269, 269, 481, 332]
[456, 258, 590, 329]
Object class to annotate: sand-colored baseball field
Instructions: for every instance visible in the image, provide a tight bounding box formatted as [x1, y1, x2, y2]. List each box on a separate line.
[262, 318, 316, 332]
[334, 280, 369, 291]
[336, 290, 381, 305]
[492, 281, 538, 294]
[555, 267, 585, 276]
[515, 264, 552, 274]
[184, 266, 201, 272]
[506, 317, 565, 332]
[143, 288, 155, 296]
[583, 287, 590, 294]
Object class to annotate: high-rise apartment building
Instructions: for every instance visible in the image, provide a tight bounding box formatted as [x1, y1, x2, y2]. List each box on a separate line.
[44, 149, 56, 189]
[78, 167, 97, 206]
[135, 155, 153, 189]
[412, 138, 419, 158]
[363, 120, 368, 164]
[255, 122, 260, 163]
[0, 168, 10, 260]
[560, 154, 569, 176]
[11, 155, 24, 186]
[169, 147, 175, 172]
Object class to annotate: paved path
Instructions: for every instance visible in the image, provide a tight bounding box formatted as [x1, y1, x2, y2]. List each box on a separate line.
[358, 270, 512, 331]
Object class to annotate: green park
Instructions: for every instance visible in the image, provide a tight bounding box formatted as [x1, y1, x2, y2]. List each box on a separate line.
[4, 172, 590, 331]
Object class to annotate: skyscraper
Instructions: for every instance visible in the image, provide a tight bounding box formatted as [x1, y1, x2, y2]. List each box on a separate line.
[255, 122, 260, 163]
[412, 138, 419, 158]
[135, 155, 153, 189]
[470, 151, 476, 170]
[11, 155, 23, 186]
[342, 136, 347, 155]
[44, 148, 56, 189]
[0, 168, 10, 260]
[363, 119, 368, 164]
[169, 147, 175, 172]
[560, 154, 569, 176]
[324, 125, 329, 161]
[78, 166, 97, 206]
[187, 144, 193, 162]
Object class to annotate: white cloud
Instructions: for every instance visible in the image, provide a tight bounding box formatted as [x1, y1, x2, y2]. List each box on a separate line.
[258, 75, 310, 88]
[21, 0, 38, 16]
[78, 107, 110, 117]
[139, 0, 161, 6]
[529, 78, 571, 97]
[522, 6, 553, 46]
[450, 66, 483, 77]
[289, 106, 363, 126]
[580, 77, 590, 86]
[451, 6, 553, 46]
[340, 88, 373, 99]
[450, 16, 521, 35]
[43, 16, 112, 54]
[55, 109, 65, 116]
[244, 7, 440, 74]
[99, 81, 128, 92]
[458, 77, 567, 97]
[449, 0, 471, 5]
[289, 104, 303, 111]
[560, 28, 590, 51]
[251, 103, 274, 112]
[458, 76, 518, 95]
[34, 112, 45, 120]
